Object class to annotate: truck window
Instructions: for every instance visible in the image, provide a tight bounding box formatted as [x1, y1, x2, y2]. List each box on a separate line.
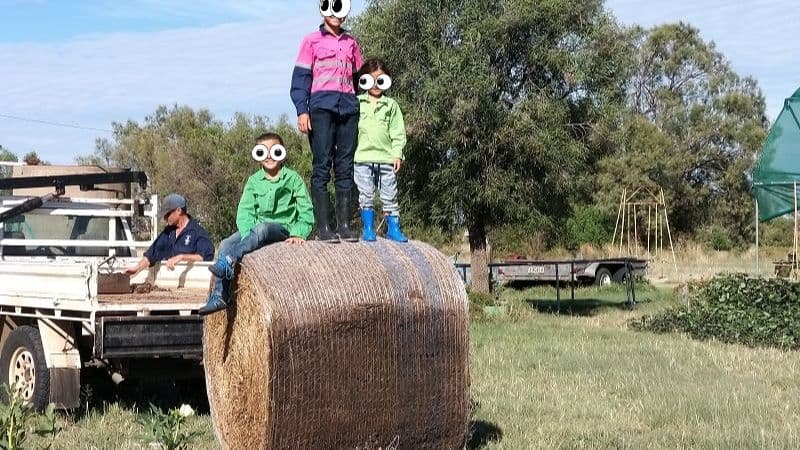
[2, 214, 131, 257]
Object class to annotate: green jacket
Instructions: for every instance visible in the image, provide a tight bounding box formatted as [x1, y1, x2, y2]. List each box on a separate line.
[236, 167, 314, 240]
[355, 94, 407, 164]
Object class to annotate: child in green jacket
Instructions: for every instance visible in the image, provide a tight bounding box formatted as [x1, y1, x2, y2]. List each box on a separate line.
[199, 132, 314, 315]
[354, 58, 408, 242]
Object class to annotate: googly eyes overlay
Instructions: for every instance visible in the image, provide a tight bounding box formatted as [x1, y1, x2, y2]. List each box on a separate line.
[359, 74, 375, 90]
[252, 144, 269, 162]
[251, 144, 287, 162]
[319, 0, 351, 19]
[359, 74, 393, 91]
[376, 74, 392, 90]
[269, 144, 287, 162]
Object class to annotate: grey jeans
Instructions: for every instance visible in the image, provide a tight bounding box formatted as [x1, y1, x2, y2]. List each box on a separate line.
[354, 163, 399, 214]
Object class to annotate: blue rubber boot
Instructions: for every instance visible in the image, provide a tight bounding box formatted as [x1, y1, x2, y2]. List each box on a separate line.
[361, 209, 377, 242]
[208, 254, 234, 280]
[199, 279, 228, 316]
[386, 215, 408, 243]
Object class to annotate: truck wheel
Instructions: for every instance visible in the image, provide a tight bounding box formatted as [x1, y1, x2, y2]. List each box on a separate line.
[0, 326, 50, 411]
[613, 267, 630, 283]
[594, 268, 612, 287]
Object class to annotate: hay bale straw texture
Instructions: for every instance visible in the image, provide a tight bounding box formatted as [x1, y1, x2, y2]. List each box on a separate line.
[203, 239, 470, 449]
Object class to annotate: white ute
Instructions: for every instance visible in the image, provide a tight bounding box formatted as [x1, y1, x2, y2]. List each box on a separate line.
[0, 164, 211, 410]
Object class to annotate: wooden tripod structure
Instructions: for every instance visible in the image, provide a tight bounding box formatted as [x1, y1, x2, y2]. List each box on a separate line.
[612, 187, 677, 272]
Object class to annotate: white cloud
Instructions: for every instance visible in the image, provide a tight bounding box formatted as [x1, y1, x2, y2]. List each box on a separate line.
[96, 0, 297, 21]
[0, 16, 321, 162]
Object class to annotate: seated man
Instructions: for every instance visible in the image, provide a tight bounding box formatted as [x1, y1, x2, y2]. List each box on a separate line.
[126, 193, 215, 275]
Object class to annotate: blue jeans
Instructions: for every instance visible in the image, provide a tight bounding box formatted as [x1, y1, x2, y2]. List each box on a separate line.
[212, 222, 289, 300]
[308, 109, 358, 196]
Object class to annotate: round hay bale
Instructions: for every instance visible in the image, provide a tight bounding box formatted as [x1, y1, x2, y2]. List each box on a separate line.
[203, 239, 470, 449]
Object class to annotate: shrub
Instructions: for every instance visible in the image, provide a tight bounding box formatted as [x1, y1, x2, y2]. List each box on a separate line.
[0, 384, 60, 449]
[631, 275, 800, 350]
[564, 206, 614, 251]
[761, 218, 794, 248]
[142, 404, 200, 450]
[698, 226, 734, 251]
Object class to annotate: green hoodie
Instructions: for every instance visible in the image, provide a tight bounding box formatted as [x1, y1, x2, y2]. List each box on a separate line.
[355, 94, 407, 164]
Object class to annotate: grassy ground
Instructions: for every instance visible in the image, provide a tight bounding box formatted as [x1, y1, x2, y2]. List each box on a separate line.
[470, 284, 800, 449]
[27, 284, 800, 449]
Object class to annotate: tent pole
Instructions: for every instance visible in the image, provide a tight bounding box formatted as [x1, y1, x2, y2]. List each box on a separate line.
[755, 199, 760, 275]
[795, 182, 798, 274]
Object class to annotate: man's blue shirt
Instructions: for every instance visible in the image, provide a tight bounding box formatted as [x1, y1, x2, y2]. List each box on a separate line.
[144, 218, 214, 264]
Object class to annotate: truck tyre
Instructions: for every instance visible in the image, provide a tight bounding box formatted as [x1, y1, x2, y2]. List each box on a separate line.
[613, 267, 630, 283]
[0, 326, 50, 411]
[594, 268, 612, 287]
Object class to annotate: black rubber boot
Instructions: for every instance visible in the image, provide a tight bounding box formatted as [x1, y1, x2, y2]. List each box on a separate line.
[311, 190, 340, 243]
[335, 191, 359, 242]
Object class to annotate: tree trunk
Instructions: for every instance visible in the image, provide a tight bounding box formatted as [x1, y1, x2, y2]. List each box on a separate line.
[468, 221, 491, 294]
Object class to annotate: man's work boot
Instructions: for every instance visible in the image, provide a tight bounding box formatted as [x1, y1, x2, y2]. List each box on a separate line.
[199, 280, 229, 316]
[311, 190, 340, 243]
[335, 191, 359, 242]
[386, 214, 408, 243]
[360, 209, 376, 242]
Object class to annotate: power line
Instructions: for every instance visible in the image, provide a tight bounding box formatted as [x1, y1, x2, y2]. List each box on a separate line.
[0, 113, 113, 133]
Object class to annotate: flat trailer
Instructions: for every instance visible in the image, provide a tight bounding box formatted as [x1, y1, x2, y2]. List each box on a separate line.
[0, 166, 210, 410]
[454, 257, 648, 286]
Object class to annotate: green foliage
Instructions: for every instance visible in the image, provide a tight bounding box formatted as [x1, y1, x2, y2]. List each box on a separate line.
[76, 106, 313, 241]
[354, 0, 632, 291]
[489, 220, 553, 258]
[0, 148, 18, 195]
[141, 404, 200, 450]
[0, 384, 60, 450]
[631, 275, 800, 350]
[564, 206, 614, 251]
[597, 23, 767, 244]
[761, 218, 794, 248]
[698, 226, 734, 251]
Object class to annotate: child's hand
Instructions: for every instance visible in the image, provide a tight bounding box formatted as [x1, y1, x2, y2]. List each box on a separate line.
[297, 113, 312, 134]
[285, 237, 305, 245]
[393, 159, 402, 173]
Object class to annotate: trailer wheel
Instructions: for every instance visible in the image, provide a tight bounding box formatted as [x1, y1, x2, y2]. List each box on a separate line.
[613, 267, 630, 283]
[594, 268, 613, 287]
[0, 326, 50, 411]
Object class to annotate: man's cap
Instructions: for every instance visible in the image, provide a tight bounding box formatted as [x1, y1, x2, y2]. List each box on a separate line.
[159, 193, 187, 217]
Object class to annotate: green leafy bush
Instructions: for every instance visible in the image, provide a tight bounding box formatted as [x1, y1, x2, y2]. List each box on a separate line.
[0, 384, 60, 450]
[698, 226, 734, 251]
[564, 206, 614, 251]
[630, 275, 800, 349]
[761, 218, 794, 247]
[142, 404, 200, 450]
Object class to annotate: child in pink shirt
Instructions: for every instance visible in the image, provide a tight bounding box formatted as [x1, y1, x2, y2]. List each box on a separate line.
[290, 0, 362, 243]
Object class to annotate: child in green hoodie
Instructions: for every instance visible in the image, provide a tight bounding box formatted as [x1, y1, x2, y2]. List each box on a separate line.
[354, 58, 408, 242]
[199, 132, 314, 315]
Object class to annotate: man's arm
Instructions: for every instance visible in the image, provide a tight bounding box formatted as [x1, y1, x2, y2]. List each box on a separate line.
[125, 256, 151, 275]
[126, 230, 166, 274]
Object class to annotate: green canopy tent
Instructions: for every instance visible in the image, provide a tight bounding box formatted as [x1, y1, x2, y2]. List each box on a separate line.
[753, 88, 800, 273]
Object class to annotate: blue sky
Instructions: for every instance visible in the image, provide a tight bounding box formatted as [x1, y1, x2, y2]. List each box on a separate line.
[0, 0, 797, 163]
